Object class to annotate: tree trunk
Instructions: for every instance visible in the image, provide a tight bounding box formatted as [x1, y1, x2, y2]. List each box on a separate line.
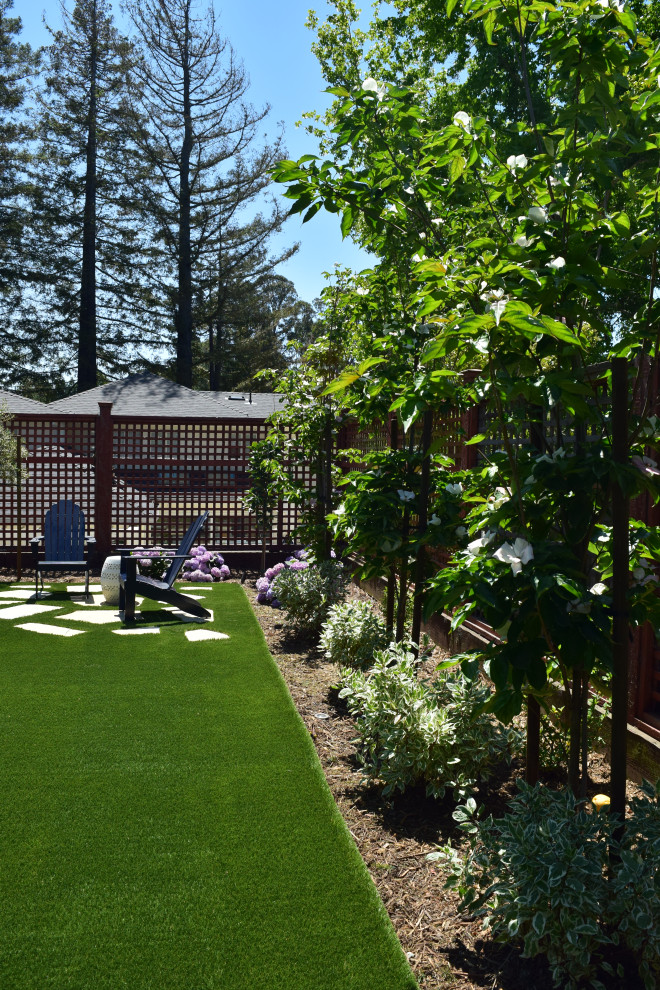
[78, 0, 98, 392]
[411, 409, 433, 653]
[610, 357, 630, 829]
[175, 0, 193, 387]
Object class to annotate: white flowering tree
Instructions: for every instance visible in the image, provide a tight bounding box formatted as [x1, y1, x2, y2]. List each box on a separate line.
[274, 0, 660, 809]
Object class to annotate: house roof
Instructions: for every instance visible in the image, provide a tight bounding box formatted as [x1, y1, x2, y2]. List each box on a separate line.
[0, 388, 49, 413]
[203, 391, 287, 419]
[46, 373, 284, 420]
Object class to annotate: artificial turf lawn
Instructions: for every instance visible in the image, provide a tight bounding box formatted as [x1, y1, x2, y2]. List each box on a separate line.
[0, 582, 417, 989]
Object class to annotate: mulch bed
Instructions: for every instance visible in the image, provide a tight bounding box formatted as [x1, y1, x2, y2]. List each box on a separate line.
[2, 568, 645, 989]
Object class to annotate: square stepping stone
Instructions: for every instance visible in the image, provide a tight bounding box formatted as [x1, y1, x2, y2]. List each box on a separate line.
[16, 622, 86, 637]
[55, 610, 122, 625]
[66, 584, 102, 594]
[0, 604, 63, 620]
[0, 589, 52, 600]
[185, 629, 229, 642]
[113, 627, 161, 636]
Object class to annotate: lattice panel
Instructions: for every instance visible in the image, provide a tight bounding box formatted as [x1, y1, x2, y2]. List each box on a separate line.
[110, 418, 306, 552]
[0, 416, 96, 555]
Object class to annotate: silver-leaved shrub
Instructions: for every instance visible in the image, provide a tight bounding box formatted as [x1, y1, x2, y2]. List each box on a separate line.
[437, 780, 660, 989]
[319, 600, 388, 669]
[271, 558, 348, 636]
[338, 642, 520, 799]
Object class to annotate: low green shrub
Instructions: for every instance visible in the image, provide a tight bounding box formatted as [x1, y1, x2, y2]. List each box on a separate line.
[271, 558, 348, 636]
[319, 600, 388, 669]
[338, 643, 521, 799]
[436, 779, 660, 989]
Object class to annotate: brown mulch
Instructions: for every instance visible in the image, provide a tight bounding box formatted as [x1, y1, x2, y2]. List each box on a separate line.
[1, 568, 644, 989]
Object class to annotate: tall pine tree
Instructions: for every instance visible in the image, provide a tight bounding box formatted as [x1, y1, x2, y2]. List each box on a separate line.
[35, 0, 145, 392]
[126, 0, 296, 387]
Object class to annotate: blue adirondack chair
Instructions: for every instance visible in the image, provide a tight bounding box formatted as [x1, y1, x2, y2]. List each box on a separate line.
[119, 511, 211, 621]
[30, 500, 96, 599]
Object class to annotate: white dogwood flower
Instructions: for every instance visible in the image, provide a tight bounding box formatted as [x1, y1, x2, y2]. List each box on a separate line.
[453, 111, 472, 132]
[590, 582, 608, 595]
[362, 77, 386, 101]
[493, 537, 534, 575]
[506, 154, 528, 172]
[467, 531, 496, 555]
[445, 482, 463, 496]
[528, 206, 548, 224]
[547, 256, 566, 270]
[397, 489, 415, 502]
[515, 234, 534, 248]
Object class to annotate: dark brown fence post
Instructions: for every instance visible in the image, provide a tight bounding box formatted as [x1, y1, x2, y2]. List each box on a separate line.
[460, 369, 481, 470]
[95, 402, 113, 562]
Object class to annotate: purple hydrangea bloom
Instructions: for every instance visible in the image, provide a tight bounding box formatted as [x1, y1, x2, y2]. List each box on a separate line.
[288, 559, 309, 571]
[183, 558, 196, 570]
[256, 591, 269, 604]
[210, 566, 222, 579]
[190, 569, 206, 582]
[198, 561, 210, 574]
[271, 562, 285, 576]
[138, 558, 152, 567]
[294, 549, 309, 560]
[220, 565, 230, 578]
[265, 567, 275, 581]
[256, 577, 270, 593]
[213, 554, 224, 567]
[270, 598, 281, 609]
[193, 545, 206, 555]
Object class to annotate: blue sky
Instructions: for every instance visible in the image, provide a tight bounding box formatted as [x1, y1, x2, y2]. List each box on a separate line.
[16, 0, 373, 303]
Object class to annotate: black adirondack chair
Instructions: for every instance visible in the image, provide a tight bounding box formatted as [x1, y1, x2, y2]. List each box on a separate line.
[119, 511, 211, 621]
[30, 500, 96, 599]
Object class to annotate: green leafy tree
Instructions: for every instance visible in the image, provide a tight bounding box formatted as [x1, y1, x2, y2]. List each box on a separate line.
[275, 0, 660, 812]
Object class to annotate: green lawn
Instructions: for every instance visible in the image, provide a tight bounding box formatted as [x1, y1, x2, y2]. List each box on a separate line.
[0, 581, 417, 989]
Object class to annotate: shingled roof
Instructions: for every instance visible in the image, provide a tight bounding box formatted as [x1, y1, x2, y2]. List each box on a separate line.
[47, 373, 285, 419]
[0, 389, 49, 413]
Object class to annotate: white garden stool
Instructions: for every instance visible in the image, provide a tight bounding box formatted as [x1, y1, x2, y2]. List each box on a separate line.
[100, 555, 123, 605]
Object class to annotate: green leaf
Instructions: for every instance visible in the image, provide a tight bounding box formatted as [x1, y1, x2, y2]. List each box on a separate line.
[447, 0, 459, 16]
[449, 155, 466, 184]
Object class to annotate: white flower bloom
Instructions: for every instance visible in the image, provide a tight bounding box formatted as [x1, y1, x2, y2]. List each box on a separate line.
[429, 514, 442, 526]
[467, 531, 495, 555]
[403, 184, 415, 195]
[515, 235, 534, 248]
[455, 525, 467, 537]
[590, 582, 608, 595]
[547, 256, 566, 269]
[488, 486, 510, 508]
[355, 286, 368, 295]
[567, 600, 591, 614]
[397, 489, 415, 502]
[528, 206, 548, 224]
[445, 482, 463, 495]
[362, 77, 386, 101]
[385, 204, 398, 214]
[453, 111, 472, 132]
[431, 217, 443, 225]
[506, 154, 528, 172]
[493, 537, 534, 575]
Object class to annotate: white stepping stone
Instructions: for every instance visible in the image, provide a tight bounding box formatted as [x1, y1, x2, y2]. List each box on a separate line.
[9, 584, 45, 590]
[0, 603, 62, 620]
[0, 589, 52, 600]
[113, 627, 161, 636]
[185, 594, 206, 600]
[185, 629, 229, 642]
[184, 585, 213, 590]
[16, 622, 86, 637]
[163, 608, 214, 623]
[66, 584, 102, 593]
[55, 610, 121, 624]
[76, 594, 107, 607]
